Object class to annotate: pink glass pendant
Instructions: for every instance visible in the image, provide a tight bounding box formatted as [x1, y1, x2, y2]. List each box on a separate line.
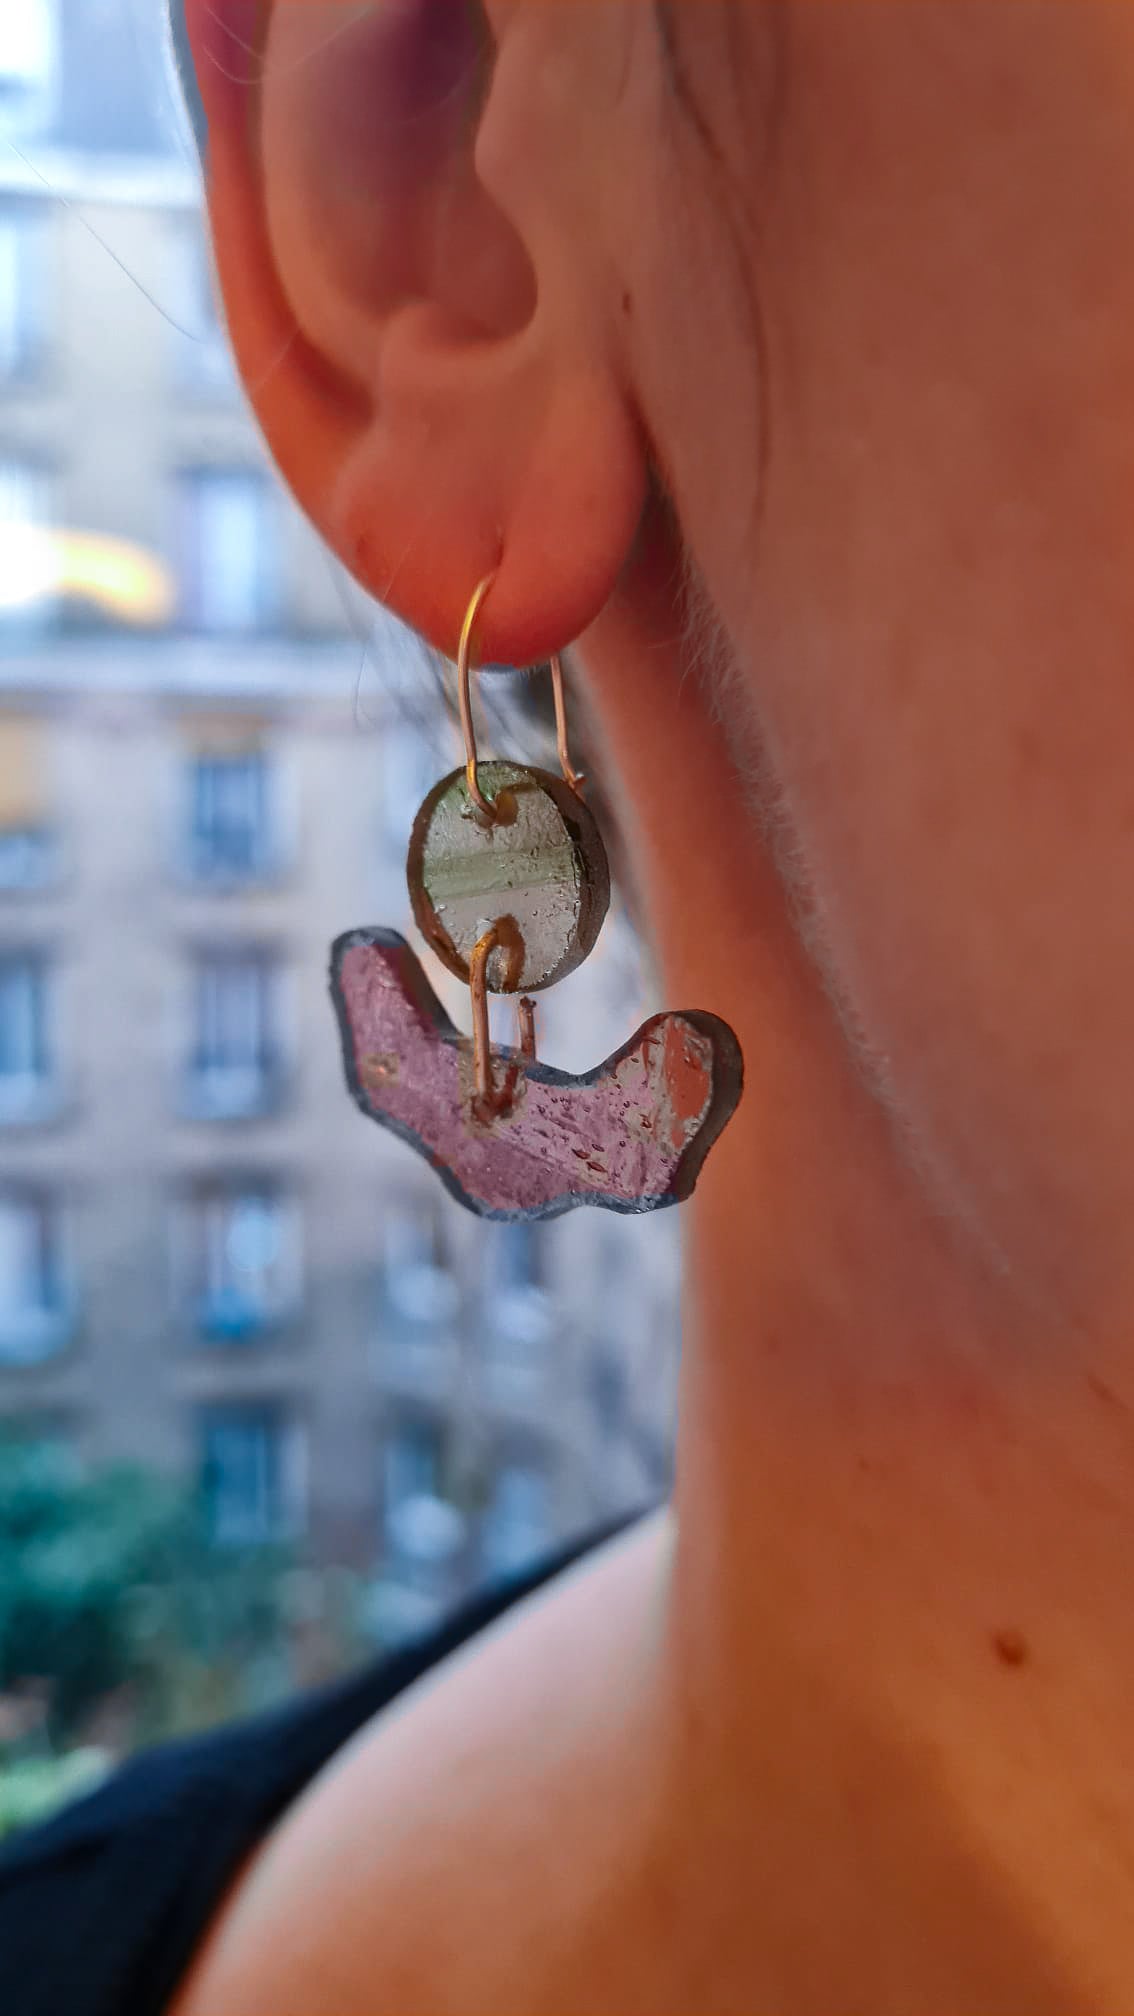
[330, 929, 743, 1223]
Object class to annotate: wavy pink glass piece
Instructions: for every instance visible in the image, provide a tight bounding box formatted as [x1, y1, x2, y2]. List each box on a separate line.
[330, 930, 743, 1222]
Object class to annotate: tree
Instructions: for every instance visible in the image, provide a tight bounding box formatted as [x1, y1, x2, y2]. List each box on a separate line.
[0, 1437, 297, 1747]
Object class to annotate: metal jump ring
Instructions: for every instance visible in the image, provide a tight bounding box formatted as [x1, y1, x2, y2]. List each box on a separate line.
[469, 931, 539, 1117]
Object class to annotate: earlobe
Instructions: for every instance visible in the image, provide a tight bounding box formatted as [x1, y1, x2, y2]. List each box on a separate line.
[183, 0, 647, 665]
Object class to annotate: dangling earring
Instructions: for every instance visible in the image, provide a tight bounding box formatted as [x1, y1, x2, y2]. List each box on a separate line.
[329, 574, 743, 1222]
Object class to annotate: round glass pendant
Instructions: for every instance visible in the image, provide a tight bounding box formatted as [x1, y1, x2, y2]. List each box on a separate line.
[406, 760, 610, 993]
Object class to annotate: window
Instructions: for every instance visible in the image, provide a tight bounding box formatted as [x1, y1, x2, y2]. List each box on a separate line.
[383, 1419, 445, 1556]
[494, 1223, 542, 1292]
[383, 1417, 443, 1521]
[0, 205, 46, 379]
[0, 3, 55, 138]
[184, 1184, 298, 1341]
[0, 828, 55, 889]
[178, 471, 277, 633]
[378, 1201, 459, 1387]
[0, 951, 53, 1120]
[381, 723, 445, 853]
[481, 1223, 552, 1386]
[0, 716, 56, 891]
[200, 1405, 304, 1546]
[185, 745, 276, 884]
[171, 225, 236, 395]
[0, 1190, 67, 1363]
[0, 460, 54, 632]
[185, 949, 284, 1120]
[381, 1417, 466, 1588]
[381, 1199, 459, 1333]
[481, 1461, 550, 1578]
[373, 1418, 465, 1641]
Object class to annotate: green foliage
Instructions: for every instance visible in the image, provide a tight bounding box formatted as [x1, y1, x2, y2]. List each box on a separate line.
[0, 1436, 294, 1746]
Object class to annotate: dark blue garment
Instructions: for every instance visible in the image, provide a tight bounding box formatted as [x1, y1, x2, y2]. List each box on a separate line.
[0, 1520, 636, 2016]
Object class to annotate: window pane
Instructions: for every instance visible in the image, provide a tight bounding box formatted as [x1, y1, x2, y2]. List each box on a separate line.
[381, 1198, 458, 1329]
[171, 225, 235, 393]
[0, 718, 55, 890]
[482, 1463, 550, 1576]
[189, 1185, 295, 1340]
[0, 206, 45, 378]
[481, 1223, 551, 1380]
[0, 952, 49, 1086]
[0, 461, 54, 631]
[186, 949, 283, 1119]
[381, 724, 445, 850]
[0, 3, 53, 142]
[179, 472, 275, 633]
[188, 749, 271, 880]
[383, 1419, 442, 1518]
[0, 0, 55, 141]
[0, 1190, 65, 1363]
[200, 1406, 301, 1546]
[495, 1223, 541, 1291]
[195, 955, 270, 1071]
[0, 1198, 48, 1313]
[0, 6, 53, 90]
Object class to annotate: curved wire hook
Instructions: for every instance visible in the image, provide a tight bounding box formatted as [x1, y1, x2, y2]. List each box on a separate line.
[550, 654, 586, 798]
[457, 578, 587, 815]
[457, 573, 499, 823]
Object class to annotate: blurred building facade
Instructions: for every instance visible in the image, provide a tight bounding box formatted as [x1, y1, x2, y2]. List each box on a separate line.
[0, 0, 678, 1628]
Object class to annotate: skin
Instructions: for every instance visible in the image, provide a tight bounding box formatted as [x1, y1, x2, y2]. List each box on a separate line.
[173, 4, 1134, 2009]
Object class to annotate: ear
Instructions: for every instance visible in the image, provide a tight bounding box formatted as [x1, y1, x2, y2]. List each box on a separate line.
[183, 0, 647, 664]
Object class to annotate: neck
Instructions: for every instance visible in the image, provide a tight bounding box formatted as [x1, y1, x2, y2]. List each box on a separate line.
[582, 527, 1134, 1995]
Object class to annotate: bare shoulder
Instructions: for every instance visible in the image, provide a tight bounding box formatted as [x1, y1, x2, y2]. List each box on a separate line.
[172, 1511, 674, 2016]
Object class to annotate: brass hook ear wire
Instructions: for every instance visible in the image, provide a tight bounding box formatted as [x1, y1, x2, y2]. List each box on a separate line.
[455, 579, 587, 1116]
[550, 654, 586, 798]
[458, 576, 586, 819]
[457, 573, 500, 824]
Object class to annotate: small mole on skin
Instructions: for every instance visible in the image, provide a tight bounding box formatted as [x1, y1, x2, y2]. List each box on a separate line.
[622, 289, 633, 315]
[992, 1627, 1029, 1668]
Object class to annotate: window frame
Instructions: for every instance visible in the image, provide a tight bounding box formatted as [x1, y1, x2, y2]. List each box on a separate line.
[175, 1177, 302, 1344]
[0, 200, 49, 383]
[0, 0, 58, 142]
[0, 455, 57, 635]
[0, 945, 58, 1125]
[198, 1401, 306, 1547]
[0, 1185, 73, 1366]
[175, 466, 281, 636]
[181, 943, 289, 1122]
[480, 1449, 553, 1578]
[169, 219, 238, 399]
[181, 743, 281, 888]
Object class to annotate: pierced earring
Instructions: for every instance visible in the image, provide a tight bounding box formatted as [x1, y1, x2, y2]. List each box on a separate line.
[329, 574, 743, 1222]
